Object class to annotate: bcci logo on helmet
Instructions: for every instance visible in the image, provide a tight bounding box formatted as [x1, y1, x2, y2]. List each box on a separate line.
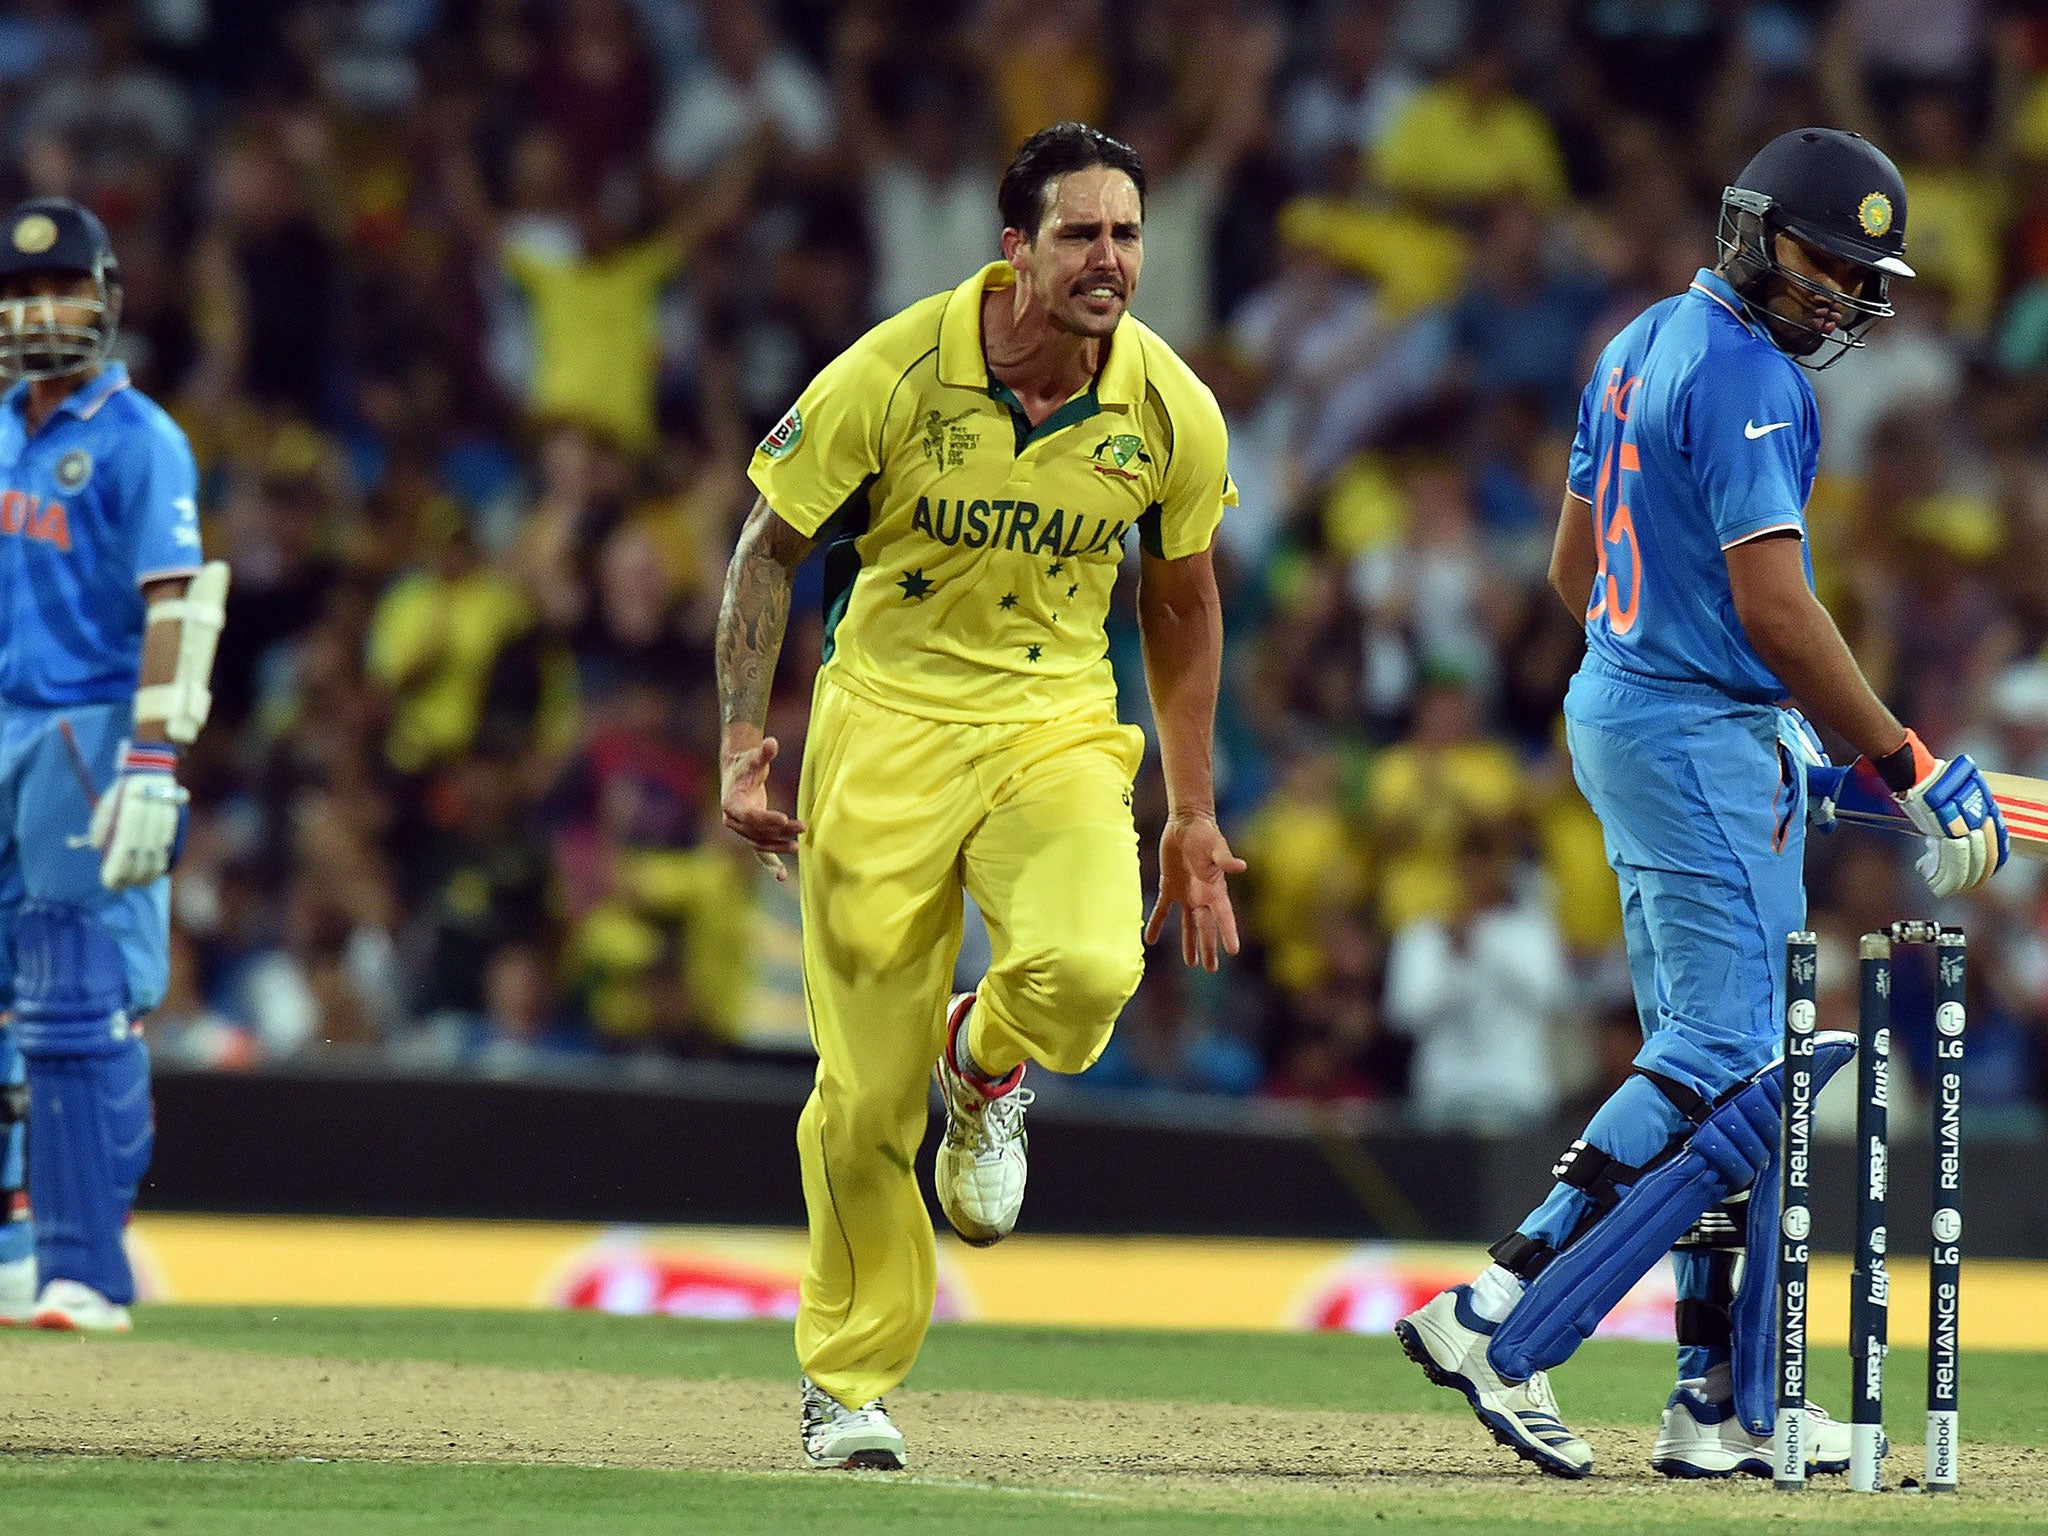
[11, 213, 57, 255]
[1858, 192, 1894, 238]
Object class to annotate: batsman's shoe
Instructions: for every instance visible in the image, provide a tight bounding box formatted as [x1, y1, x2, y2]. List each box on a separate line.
[1651, 1371, 1861, 1479]
[1395, 1286, 1594, 1479]
[30, 1278, 131, 1333]
[934, 992, 1033, 1246]
[0, 1255, 34, 1326]
[800, 1376, 906, 1470]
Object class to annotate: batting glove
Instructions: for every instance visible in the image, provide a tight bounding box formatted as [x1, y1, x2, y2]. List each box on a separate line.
[1784, 708, 1846, 829]
[86, 742, 190, 891]
[1877, 730, 2008, 897]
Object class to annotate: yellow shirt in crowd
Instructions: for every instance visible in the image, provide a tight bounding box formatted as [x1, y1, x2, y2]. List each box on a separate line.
[1372, 79, 1569, 209]
[366, 565, 534, 773]
[749, 260, 1237, 723]
[505, 234, 686, 452]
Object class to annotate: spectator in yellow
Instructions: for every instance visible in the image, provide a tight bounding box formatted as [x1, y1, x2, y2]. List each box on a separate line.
[367, 523, 536, 775]
[1364, 676, 1529, 929]
[565, 841, 755, 1048]
[1894, 89, 2009, 337]
[975, 0, 1111, 152]
[1372, 39, 1568, 211]
[1239, 747, 1371, 995]
[441, 130, 760, 452]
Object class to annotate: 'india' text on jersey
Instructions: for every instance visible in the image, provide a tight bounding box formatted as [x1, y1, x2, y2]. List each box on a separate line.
[0, 363, 202, 709]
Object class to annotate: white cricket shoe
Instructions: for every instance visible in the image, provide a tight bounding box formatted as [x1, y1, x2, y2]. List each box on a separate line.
[800, 1376, 906, 1470]
[933, 992, 1032, 1246]
[1395, 1286, 1595, 1478]
[0, 1254, 34, 1326]
[1651, 1365, 1860, 1478]
[31, 1278, 131, 1333]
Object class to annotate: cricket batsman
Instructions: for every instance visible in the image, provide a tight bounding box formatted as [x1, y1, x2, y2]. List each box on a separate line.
[0, 199, 226, 1331]
[1397, 129, 2007, 1476]
[716, 123, 1244, 1469]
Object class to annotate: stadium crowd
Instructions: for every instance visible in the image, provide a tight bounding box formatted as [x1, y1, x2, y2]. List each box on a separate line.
[8, 0, 2048, 1128]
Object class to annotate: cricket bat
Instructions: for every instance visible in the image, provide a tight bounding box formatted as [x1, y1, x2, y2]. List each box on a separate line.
[1829, 759, 2048, 860]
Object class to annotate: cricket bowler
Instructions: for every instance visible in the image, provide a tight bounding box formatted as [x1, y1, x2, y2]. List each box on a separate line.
[0, 199, 227, 1331]
[1397, 129, 2006, 1476]
[716, 123, 1246, 1469]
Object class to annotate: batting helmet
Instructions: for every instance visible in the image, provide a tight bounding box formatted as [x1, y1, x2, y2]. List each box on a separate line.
[1717, 128, 1913, 368]
[0, 198, 123, 381]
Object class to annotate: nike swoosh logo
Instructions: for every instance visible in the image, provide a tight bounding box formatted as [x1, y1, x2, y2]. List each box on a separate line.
[1744, 420, 1792, 439]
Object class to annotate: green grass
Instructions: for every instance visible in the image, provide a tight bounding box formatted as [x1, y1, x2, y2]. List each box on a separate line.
[131, 1305, 2048, 1446]
[1, 1307, 2040, 1534]
[2, 1458, 2041, 1536]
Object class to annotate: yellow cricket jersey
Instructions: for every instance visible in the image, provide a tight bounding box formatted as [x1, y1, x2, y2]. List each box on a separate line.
[748, 261, 1236, 723]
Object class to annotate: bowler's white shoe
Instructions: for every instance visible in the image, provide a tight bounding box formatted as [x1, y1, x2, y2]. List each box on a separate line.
[933, 992, 1032, 1246]
[800, 1376, 906, 1470]
[1651, 1366, 1859, 1478]
[0, 1254, 34, 1326]
[31, 1278, 131, 1333]
[1396, 1286, 1595, 1478]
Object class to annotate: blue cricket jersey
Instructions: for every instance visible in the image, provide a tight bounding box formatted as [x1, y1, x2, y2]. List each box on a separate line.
[0, 363, 201, 709]
[1567, 268, 1819, 702]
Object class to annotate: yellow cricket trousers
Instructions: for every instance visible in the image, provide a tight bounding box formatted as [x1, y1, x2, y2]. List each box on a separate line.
[793, 674, 1146, 1407]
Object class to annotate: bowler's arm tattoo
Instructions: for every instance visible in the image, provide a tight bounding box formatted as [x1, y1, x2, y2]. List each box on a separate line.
[717, 496, 816, 734]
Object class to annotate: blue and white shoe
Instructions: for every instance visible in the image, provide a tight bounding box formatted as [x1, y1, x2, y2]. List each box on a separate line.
[1396, 1286, 1595, 1479]
[1651, 1365, 1860, 1478]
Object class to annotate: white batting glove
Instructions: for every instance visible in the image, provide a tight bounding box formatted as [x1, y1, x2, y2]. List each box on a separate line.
[1883, 731, 2008, 898]
[86, 742, 190, 891]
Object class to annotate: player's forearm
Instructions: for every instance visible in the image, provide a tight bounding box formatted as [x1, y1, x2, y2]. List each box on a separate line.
[1741, 587, 1905, 761]
[1137, 562, 1226, 819]
[716, 500, 811, 755]
[1547, 492, 1596, 626]
[134, 575, 193, 746]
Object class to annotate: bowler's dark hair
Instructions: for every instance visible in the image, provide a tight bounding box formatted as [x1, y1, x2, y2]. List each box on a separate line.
[997, 122, 1146, 239]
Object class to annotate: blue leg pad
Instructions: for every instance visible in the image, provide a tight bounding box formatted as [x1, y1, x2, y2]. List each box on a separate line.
[1519, 1074, 1698, 1250]
[26, 1040, 152, 1305]
[1488, 1033, 1856, 1384]
[0, 1023, 29, 1265]
[11, 902, 132, 1058]
[1728, 1094, 1829, 1437]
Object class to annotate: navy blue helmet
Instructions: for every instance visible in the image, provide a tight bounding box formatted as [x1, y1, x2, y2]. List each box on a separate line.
[1717, 128, 1913, 368]
[0, 198, 123, 380]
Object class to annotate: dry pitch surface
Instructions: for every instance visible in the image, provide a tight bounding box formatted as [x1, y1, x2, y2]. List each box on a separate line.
[3, 1311, 2046, 1533]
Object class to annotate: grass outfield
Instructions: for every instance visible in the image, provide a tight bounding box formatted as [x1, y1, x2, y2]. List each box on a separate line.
[2, 1307, 2044, 1533]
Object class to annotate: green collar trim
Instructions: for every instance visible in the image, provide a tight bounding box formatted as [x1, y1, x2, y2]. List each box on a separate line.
[989, 376, 1100, 454]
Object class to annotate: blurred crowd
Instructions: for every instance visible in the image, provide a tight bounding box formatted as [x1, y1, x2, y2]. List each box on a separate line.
[11, 0, 2048, 1130]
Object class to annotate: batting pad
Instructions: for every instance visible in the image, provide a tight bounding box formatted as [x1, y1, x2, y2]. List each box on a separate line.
[25, 1038, 151, 1305]
[1487, 1032, 1857, 1386]
[1727, 1034, 1855, 1437]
